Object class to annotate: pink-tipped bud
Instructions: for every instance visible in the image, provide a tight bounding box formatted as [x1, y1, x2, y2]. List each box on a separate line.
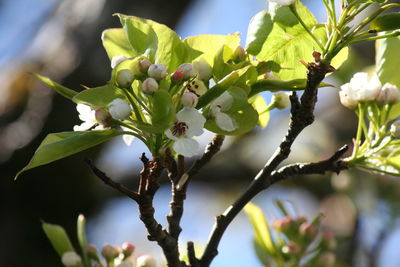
[321, 231, 337, 250]
[86, 244, 99, 260]
[142, 77, 159, 94]
[282, 241, 300, 255]
[122, 242, 135, 258]
[139, 59, 152, 73]
[148, 63, 167, 80]
[171, 70, 185, 83]
[95, 109, 112, 126]
[317, 252, 336, 266]
[136, 255, 157, 267]
[101, 244, 121, 262]
[299, 222, 317, 239]
[181, 92, 198, 108]
[178, 63, 196, 79]
[61, 251, 82, 267]
[273, 216, 293, 232]
[116, 69, 134, 88]
[232, 46, 246, 62]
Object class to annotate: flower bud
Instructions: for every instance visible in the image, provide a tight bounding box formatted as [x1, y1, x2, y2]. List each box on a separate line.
[376, 83, 400, 105]
[273, 216, 293, 232]
[339, 83, 358, 109]
[321, 231, 337, 250]
[178, 63, 196, 79]
[391, 121, 400, 138]
[181, 92, 198, 108]
[122, 242, 135, 258]
[136, 255, 157, 267]
[86, 244, 99, 260]
[148, 63, 167, 80]
[271, 92, 291, 110]
[111, 55, 128, 69]
[101, 244, 120, 262]
[282, 241, 300, 255]
[171, 70, 185, 83]
[95, 109, 112, 127]
[317, 252, 336, 267]
[232, 46, 246, 62]
[185, 78, 208, 96]
[142, 78, 159, 94]
[139, 59, 152, 73]
[108, 98, 131, 120]
[192, 60, 212, 81]
[299, 222, 317, 239]
[61, 251, 82, 267]
[116, 69, 134, 88]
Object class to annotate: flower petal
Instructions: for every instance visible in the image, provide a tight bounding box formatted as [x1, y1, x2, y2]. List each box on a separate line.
[165, 129, 178, 141]
[177, 107, 206, 137]
[173, 138, 200, 157]
[216, 112, 237, 132]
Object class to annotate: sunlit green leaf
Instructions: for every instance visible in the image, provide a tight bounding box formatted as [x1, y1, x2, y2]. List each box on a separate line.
[250, 95, 270, 128]
[42, 222, 75, 257]
[376, 35, 400, 87]
[73, 84, 127, 109]
[15, 130, 123, 179]
[101, 28, 135, 59]
[152, 90, 176, 131]
[370, 13, 400, 32]
[34, 74, 78, 99]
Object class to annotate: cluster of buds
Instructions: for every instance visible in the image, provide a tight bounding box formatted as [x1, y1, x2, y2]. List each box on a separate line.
[339, 72, 400, 109]
[61, 241, 157, 267]
[271, 214, 337, 266]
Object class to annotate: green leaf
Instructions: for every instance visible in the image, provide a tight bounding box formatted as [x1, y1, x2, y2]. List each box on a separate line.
[376, 35, 400, 88]
[250, 95, 270, 128]
[34, 74, 78, 99]
[184, 34, 240, 66]
[42, 222, 75, 256]
[73, 84, 127, 109]
[15, 130, 123, 179]
[244, 203, 277, 255]
[77, 215, 89, 267]
[370, 13, 400, 32]
[152, 90, 176, 131]
[101, 28, 135, 59]
[118, 14, 188, 72]
[246, 10, 273, 56]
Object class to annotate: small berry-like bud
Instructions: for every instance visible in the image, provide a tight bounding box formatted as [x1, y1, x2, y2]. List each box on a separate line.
[317, 252, 336, 267]
[142, 78, 159, 94]
[178, 63, 196, 79]
[181, 92, 198, 107]
[273, 216, 293, 232]
[139, 59, 152, 73]
[95, 109, 112, 127]
[86, 244, 99, 260]
[232, 46, 246, 62]
[376, 83, 400, 105]
[136, 255, 157, 267]
[321, 231, 337, 250]
[171, 70, 185, 83]
[185, 78, 208, 96]
[61, 251, 82, 267]
[192, 60, 212, 81]
[122, 242, 135, 258]
[282, 241, 300, 255]
[108, 98, 131, 120]
[299, 222, 317, 239]
[116, 69, 134, 88]
[391, 120, 400, 138]
[148, 63, 167, 80]
[111, 55, 128, 69]
[271, 92, 291, 110]
[101, 244, 120, 262]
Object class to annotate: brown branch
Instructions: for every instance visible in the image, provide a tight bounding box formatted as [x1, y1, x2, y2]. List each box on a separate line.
[199, 61, 334, 266]
[84, 158, 140, 202]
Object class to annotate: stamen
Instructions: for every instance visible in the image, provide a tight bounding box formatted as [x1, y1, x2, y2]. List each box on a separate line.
[172, 122, 189, 136]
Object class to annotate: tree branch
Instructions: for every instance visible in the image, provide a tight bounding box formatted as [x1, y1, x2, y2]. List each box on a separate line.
[200, 61, 334, 266]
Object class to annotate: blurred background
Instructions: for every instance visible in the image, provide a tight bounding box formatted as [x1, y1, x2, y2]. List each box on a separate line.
[1, 0, 400, 266]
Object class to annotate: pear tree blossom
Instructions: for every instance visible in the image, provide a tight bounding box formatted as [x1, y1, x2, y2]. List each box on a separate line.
[108, 98, 132, 120]
[210, 91, 237, 132]
[73, 104, 105, 131]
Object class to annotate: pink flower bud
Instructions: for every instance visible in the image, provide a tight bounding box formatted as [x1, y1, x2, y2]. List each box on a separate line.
[139, 59, 152, 73]
[181, 92, 198, 107]
[122, 242, 135, 258]
[61, 251, 82, 267]
[142, 78, 159, 94]
[116, 69, 134, 88]
[299, 222, 317, 239]
[273, 216, 293, 232]
[101, 244, 121, 262]
[376, 83, 400, 105]
[95, 109, 112, 126]
[136, 255, 157, 267]
[171, 70, 185, 83]
[148, 63, 167, 80]
[178, 63, 196, 79]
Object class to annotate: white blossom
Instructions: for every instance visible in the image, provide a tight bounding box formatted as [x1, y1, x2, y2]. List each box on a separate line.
[73, 104, 104, 131]
[61, 251, 82, 267]
[181, 92, 198, 108]
[148, 63, 167, 80]
[210, 92, 237, 132]
[142, 77, 159, 94]
[108, 98, 132, 120]
[111, 55, 128, 69]
[376, 83, 400, 104]
[269, 0, 296, 6]
[165, 107, 206, 157]
[117, 69, 134, 88]
[192, 59, 212, 81]
[136, 255, 157, 267]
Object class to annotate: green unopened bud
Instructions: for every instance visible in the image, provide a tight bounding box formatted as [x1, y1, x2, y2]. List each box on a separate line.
[136, 255, 157, 267]
[148, 63, 167, 80]
[101, 244, 121, 262]
[117, 69, 134, 88]
[192, 60, 212, 81]
[271, 92, 291, 110]
[232, 46, 246, 62]
[122, 242, 135, 258]
[139, 59, 152, 73]
[61, 251, 82, 267]
[142, 78, 159, 94]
